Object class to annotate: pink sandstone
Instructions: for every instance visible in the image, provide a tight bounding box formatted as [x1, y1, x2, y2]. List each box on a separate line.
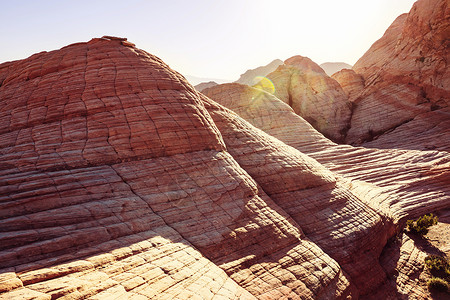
[1, 0, 449, 297]
[346, 0, 449, 145]
[264, 56, 352, 142]
[331, 69, 364, 102]
[1, 37, 357, 299]
[203, 80, 449, 299]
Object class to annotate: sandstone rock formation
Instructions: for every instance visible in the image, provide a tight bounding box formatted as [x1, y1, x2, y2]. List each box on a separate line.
[201, 93, 394, 294]
[1, 37, 361, 299]
[319, 62, 352, 77]
[346, 0, 449, 145]
[0, 36, 253, 299]
[202, 0, 450, 297]
[203, 83, 450, 222]
[331, 69, 364, 102]
[362, 107, 450, 152]
[234, 59, 283, 86]
[204, 79, 450, 299]
[264, 56, 352, 142]
[202, 83, 335, 152]
[1, 0, 449, 298]
[194, 81, 218, 92]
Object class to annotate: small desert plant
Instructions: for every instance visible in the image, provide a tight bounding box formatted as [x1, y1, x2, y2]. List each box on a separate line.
[425, 255, 450, 280]
[417, 213, 438, 228]
[427, 277, 449, 293]
[405, 213, 438, 235]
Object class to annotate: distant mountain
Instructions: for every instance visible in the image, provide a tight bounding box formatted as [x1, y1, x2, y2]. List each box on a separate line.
[235, 59, 283, 85]
[194, 81, 218, 92]
[185, 74, 230, 86]
[319, 62, 352, 76]
[186, 59, 283, 88]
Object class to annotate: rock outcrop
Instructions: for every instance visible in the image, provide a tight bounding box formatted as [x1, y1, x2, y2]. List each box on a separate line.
[234, 59, 283, 86]
[201, 93, 394, 294]
[1, 0, 449, 298]
[319, 62, 352, 77]
[331, 69, 364, 102]
[1, 37, 361, 299]
[346, 0, 449, 145]
[362, 107, 450, 152]
[264, 56, 352, 142]
[194, 81, 218, 92]
[204, 78, 450, 298]
[0, 37, 251, 299]
[203, 83, 450, 222]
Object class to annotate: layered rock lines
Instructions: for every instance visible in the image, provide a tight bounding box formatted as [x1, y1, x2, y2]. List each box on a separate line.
[1, 0, 449, 298]
[1, 37, 358, 299]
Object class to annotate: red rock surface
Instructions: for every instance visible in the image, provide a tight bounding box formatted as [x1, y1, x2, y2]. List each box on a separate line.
[331, 69, 364, 102]
[203, 83, 450, 221]
[346, 0, 449, 145]
[201, 93, 393, 294]
[0, 37, 252, 299]
[1, 0, 449, 296]
[362, 107, 450, 152]
[1, 37, 359, 299]
[204, 80, 449, 298]
[264, 56, 352, 142]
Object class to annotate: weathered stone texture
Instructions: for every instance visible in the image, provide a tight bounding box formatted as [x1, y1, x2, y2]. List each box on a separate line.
[363, 107, 450, 152]
[204, 82, 450, 224]
[347, 0, 449, 144]
[1, 0, 449, 297]
[264, 56, 352, 142]
[331, 69, 364, 102]
[1, 37, 358, 299]
[0, 37, 256, 300]
[201, 94, 391, 294]
[202, 83, 335, 153]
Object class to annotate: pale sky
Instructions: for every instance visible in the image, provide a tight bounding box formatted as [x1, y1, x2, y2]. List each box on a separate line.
[0, 0, 416, 81]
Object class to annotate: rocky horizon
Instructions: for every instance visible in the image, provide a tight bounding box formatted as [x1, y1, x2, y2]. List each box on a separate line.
[1, 0, 449, 299]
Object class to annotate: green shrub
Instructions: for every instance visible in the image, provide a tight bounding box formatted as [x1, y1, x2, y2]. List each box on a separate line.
[427, 277, 449, 293]
[405, 213, 438, 235]
[425, 255, 450, 279]
[416, 213, 438, 228]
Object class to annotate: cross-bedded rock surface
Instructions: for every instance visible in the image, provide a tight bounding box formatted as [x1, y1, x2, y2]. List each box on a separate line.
[202, 83, 450, 222]
[203, 80, 449, 300]
[345, 0, 449, 146]
[235, 0, 449, 149]
[331, 69, 364, 102]
[1, 0, 449, 298]
[201, 94, 393, 294]
[264, 56, 352, 143]
[203, 0, 449, 297]
[194, 81, 218, 92]
[1, 37, 360, 299]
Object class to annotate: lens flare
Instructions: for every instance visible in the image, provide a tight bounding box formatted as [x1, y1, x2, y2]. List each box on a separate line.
[252, 76, 275, 95]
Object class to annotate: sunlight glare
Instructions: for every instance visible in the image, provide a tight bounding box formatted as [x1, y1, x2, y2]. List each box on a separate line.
[252, 76, 276, 95]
